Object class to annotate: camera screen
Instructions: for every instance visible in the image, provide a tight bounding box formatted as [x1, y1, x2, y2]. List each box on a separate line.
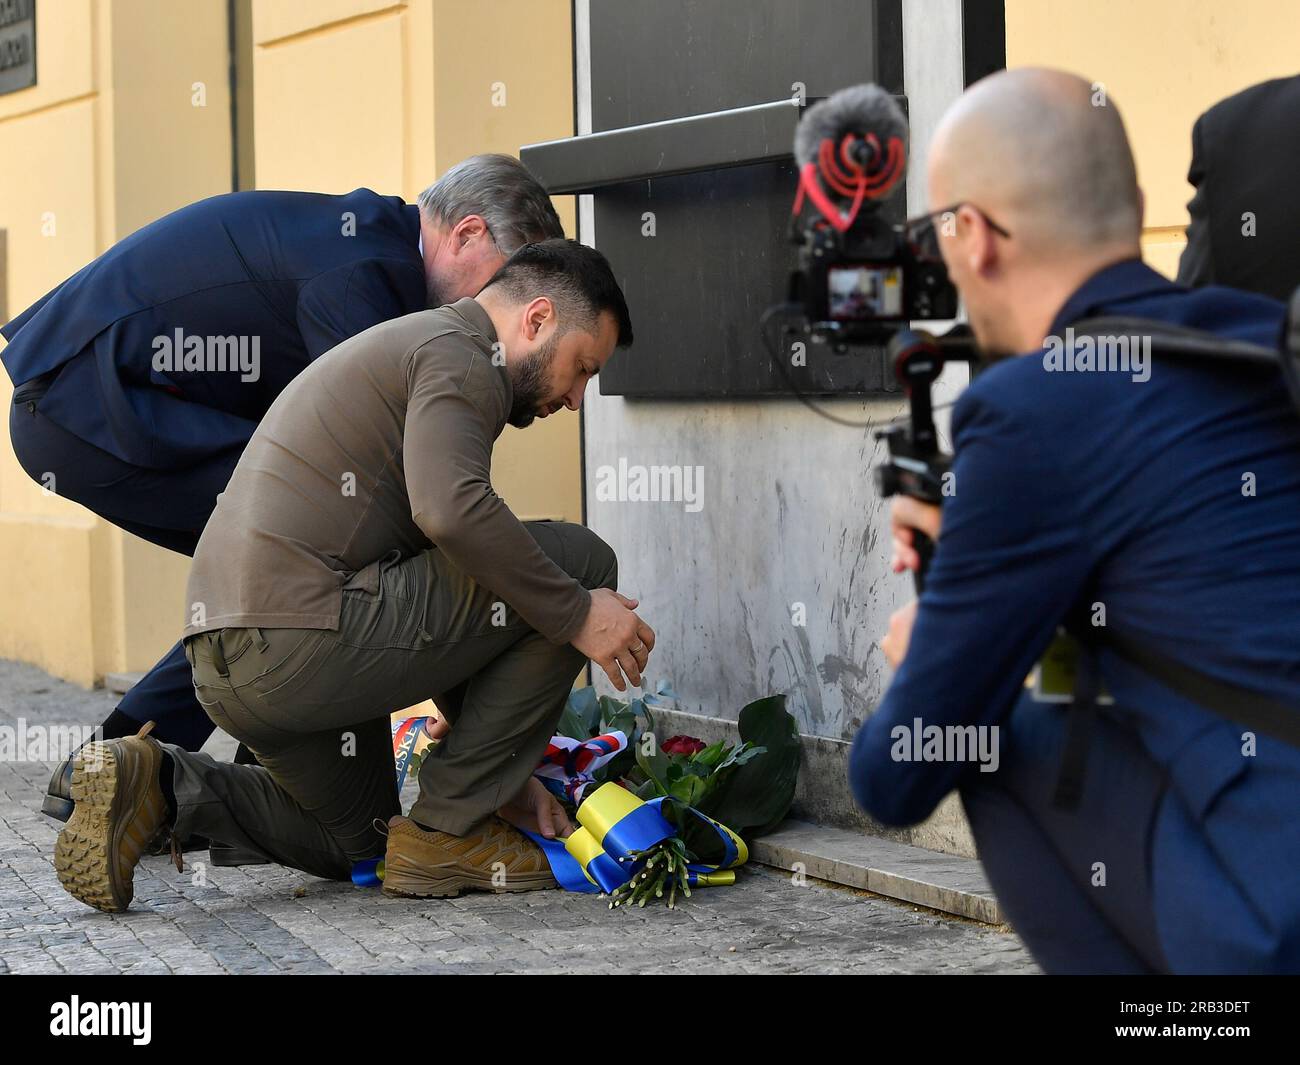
[828, 264, 905, 321]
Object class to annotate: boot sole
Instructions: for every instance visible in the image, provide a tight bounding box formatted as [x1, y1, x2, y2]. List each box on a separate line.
[382, 864, 557, 899]
[54, 744, 129, 912]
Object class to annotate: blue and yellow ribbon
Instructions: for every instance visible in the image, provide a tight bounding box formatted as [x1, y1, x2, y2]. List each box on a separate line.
[523, 782, 748, 895]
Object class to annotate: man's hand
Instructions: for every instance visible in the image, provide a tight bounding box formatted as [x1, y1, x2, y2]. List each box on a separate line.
[570, 587, 656, 691]
[881, 599, 919, 669]
[497, 776, 574, 840]
[891, 496, 943, 574]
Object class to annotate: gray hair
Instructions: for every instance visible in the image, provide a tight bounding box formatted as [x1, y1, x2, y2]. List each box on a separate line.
[417, 154, 564, 253]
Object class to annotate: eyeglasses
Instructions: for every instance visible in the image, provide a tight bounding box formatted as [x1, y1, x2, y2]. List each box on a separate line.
[903, 202, 1012, 262]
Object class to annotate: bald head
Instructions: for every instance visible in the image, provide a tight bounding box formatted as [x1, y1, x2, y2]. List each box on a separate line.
[929, 68, 1141, 256]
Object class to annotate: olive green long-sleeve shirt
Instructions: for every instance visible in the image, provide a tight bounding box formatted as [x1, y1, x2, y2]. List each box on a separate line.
[182, 297, 591, 644]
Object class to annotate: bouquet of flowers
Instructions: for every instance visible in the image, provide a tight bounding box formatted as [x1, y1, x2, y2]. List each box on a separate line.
[390, 682, 800, 908]
[535, 682, 801, 908]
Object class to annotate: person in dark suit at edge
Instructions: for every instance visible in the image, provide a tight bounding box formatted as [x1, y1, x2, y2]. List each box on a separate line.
[1177, 74, 1300, 300]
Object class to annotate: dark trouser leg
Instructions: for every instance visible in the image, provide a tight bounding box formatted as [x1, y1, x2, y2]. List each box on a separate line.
[959, 695, 1172, 974]
[172, 639, 401, 880]
[10, 401, 245, 748]
[116, 642, 217, 749]
[408, 522, 618, 834]
[7, 400, 241, 555]
[165, 744, 393, 882]
[410, 630, 588, 834]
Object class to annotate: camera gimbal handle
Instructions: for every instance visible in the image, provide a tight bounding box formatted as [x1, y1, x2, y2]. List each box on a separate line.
[874, 327, 974, 594]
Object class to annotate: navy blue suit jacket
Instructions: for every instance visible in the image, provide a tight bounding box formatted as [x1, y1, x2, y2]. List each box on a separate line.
[849, 259, 1300, 970]
[2, 189, 426, 468]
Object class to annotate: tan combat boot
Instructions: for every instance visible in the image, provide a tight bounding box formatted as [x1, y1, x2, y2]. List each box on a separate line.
[53, 722, 173, 913]
[382, 815, 557, 898]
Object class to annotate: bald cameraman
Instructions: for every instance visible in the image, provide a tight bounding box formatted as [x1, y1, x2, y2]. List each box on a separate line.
[849, 69, 1300, 973]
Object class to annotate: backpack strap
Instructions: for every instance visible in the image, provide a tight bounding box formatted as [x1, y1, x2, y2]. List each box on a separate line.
[1050, 625, 1300, 812]
[1092, 627, 1300, 751]
[1068, 315, 1281, 368]
[1051, 638, 1100, 810]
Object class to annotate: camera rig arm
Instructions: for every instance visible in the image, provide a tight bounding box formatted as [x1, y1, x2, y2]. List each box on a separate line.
[874, 326, 977, 593]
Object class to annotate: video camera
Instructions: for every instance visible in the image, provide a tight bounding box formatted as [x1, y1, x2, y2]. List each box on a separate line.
[774, 83, 976, 590]
[787, 84, 959, 346]
[778, 85, 1300, 594]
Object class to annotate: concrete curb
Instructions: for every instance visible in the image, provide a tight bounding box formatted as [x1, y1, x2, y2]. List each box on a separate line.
[750, 819, 1003, 924]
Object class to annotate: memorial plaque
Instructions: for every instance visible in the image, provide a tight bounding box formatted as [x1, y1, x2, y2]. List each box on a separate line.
[0, 0, 35, 97]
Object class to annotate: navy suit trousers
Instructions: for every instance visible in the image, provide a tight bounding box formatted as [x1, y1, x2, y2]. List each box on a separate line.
[10, 397, 241, 748]
[960, 694, 1173, 974]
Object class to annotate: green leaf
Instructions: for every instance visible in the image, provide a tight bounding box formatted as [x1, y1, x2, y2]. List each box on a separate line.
[602, 705, 638, 739]
[557, 687, 598, 740]
[668, 773, 708, 807]
[689, 740, 730, 770]
[595, 695, 626, 735]
[639, 700, 656, 739]
[694, 695, 800, 840]
[634, 735, 672, 797]
[713, 741, 765, 773]
[643, 680, 677, 708]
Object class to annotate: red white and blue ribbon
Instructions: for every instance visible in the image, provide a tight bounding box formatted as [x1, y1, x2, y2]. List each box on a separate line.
[532, 730, 628, 805]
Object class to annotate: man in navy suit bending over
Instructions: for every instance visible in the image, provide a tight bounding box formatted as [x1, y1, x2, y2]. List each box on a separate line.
[850, 69, 1300, 972]
[3, 154, 564, 837]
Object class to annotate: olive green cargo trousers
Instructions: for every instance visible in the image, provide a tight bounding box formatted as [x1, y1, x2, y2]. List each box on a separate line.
[168, 521, 615, 880]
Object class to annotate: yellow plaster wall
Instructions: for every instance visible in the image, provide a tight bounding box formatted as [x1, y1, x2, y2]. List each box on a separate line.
[1004, 0, 1300, 277]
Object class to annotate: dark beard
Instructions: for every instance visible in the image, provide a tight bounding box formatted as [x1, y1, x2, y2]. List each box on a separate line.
[507, 334, 559, 428]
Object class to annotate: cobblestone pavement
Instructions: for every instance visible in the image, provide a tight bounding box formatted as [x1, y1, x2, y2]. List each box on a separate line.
[0, 657, 1036, 974]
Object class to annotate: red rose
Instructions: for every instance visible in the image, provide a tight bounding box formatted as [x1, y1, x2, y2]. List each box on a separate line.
[661, 735, 706, 756]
